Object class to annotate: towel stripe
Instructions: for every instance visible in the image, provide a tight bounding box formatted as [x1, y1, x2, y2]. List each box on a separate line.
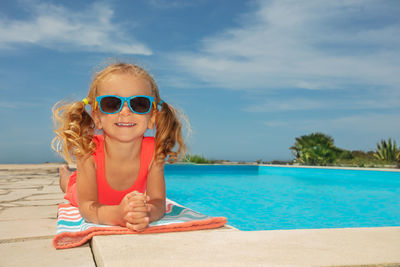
[54, 198, 227, 249]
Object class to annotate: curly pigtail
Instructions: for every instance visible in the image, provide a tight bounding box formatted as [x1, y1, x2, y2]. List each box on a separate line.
[52, 100, 96, 163]
[155, 102, 186, 163]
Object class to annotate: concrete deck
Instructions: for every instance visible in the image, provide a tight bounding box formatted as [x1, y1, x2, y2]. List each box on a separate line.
[0, 163, 399, 266]
[92, 227, 400, 267]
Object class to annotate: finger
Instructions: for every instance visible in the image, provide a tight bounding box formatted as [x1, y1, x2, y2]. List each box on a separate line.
[134, 224, 148, 232]
[127, 205, 148, 213]
[124, 212, 148, 223]
[126, 222, 136, 231]
[126, 217, 149, 229]
[129, 197, 146, 204]
[130, 194, 146, 202]
[126, 191, 140, 199]
[132, 220, 150, 232]
[127, 204, 150, 215]
[126, 217, 149, 227]
[129, 199, 146, 208]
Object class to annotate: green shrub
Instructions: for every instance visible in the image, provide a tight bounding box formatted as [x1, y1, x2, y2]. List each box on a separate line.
[183, 154, 210, 164]
[334, 149, 396, 168]
[375, 138, 398, 162]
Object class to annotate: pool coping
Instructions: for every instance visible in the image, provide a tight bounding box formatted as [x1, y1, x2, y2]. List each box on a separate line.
[91, 226, 400, 266]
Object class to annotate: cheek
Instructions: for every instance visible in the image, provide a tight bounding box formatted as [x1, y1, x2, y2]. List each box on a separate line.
[135, 114, 154, 129]
[146, 112, 156, 129]
[92, 111, 106, 129]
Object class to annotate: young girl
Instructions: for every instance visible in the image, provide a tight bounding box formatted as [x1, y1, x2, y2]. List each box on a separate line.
[52, 62, 186, 232]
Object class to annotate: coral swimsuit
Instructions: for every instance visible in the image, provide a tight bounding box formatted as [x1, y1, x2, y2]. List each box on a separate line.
[64, 135, 155, 207]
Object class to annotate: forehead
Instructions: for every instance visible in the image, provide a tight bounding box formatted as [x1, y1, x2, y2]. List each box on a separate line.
[97, 73, 153, 96]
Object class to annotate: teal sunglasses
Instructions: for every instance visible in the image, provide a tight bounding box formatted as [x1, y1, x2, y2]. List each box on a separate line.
[96, 95, 162, 115]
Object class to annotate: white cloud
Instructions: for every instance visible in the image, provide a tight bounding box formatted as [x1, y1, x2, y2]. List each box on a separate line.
[0, 100, 48, 109]
[147, 0, 198, 9]
[173, 0, 400, 91]
[0, 2, 152, 55]
[246, 98, 326, 112]
[0, 102, 18, 109]
[245, 91, 400, 113]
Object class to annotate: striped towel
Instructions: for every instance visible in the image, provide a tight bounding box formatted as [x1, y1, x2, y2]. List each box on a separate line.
[53, 198, 227, 249]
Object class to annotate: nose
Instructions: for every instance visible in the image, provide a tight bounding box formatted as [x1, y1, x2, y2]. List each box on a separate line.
[119, 100, 131, 115]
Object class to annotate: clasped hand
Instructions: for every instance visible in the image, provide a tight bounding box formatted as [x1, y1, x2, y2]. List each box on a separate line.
[119, 191, 151, 231]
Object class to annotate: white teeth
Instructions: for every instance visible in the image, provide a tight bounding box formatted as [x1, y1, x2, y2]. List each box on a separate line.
[116, 122, 135, 126]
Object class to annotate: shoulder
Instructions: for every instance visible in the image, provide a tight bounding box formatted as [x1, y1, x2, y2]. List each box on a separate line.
[76, 153, 96, 174]
[142, 137, 163, 171]
[148, 157, 165, 175]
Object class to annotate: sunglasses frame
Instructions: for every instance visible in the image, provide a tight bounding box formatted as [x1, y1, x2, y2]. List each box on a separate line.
[96, 95, 156, 115]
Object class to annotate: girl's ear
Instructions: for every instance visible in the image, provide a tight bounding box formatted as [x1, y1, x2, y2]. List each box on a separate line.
[147, 111, 156, 130]
[92, 110, 103, 130]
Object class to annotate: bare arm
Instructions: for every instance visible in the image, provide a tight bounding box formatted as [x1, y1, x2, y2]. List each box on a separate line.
[76, 156, 125, 226]
[145, 159, 166, 222]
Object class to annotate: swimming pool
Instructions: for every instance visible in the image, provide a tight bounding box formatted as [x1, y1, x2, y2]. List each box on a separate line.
[164, 165, 400, 231]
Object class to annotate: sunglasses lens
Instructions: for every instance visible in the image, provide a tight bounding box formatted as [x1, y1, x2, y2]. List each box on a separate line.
[100, 96, 122, 114]
[130, 97, 151, 113]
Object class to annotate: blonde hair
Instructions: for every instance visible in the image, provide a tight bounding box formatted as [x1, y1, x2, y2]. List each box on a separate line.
[52, 62, 186, 164]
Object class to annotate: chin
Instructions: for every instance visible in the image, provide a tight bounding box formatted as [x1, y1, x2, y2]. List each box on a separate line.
[104, 131, 146, 143]
[118, 134, 145, 143]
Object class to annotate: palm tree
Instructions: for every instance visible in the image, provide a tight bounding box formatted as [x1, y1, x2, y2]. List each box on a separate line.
[290, 132, 343, 166]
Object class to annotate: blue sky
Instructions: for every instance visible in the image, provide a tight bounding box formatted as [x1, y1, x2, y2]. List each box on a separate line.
[0, 0, 399, 163]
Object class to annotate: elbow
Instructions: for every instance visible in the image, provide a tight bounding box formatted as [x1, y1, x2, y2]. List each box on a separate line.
[78, 201, 99, 224]
[148, 198, 166, 222]
[159, 198, 166, 215]
[159, 201, 166, 216]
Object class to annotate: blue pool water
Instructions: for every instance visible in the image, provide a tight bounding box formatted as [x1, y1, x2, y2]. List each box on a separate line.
[164, 165, 400, 231]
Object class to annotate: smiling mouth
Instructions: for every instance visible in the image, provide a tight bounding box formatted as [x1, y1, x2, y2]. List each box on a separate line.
[115, 122, 136, 127]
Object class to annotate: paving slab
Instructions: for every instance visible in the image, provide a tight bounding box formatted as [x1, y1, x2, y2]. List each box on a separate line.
[92, 227, 400, 267]
[0, 163, 62, 171]
[11, 199, 65, 207]
[0, 206, 57, 221]
[44, 184, 66, 193]
[0, 189, 41, 202]
[0, 238, 95, 267]
[0, 191, 63, 204]
[26, 192, 65, 200]
[0, 218, 56, 241]
[0, 177, 55, 184]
